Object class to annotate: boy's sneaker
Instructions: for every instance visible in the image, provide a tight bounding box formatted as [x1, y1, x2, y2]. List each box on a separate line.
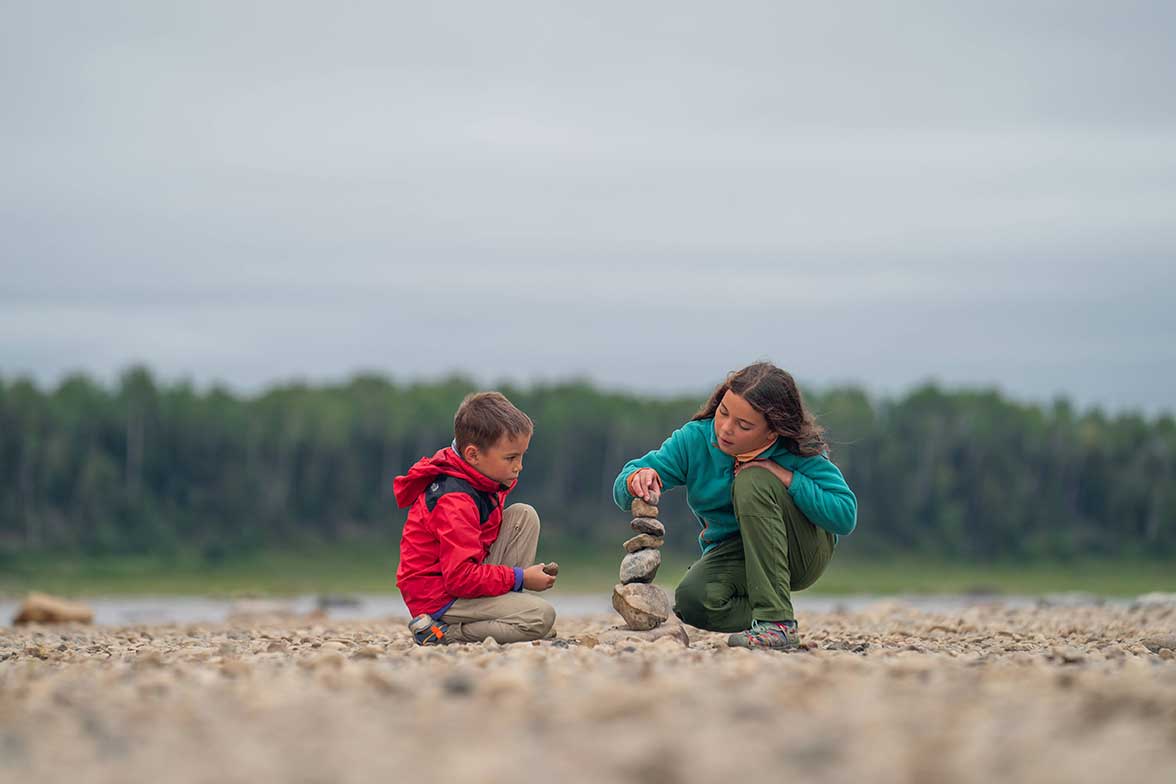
[408, 614, 449, 646]
[727, 620, 800, 650]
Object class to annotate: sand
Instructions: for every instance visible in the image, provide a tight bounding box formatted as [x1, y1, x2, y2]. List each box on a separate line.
[2, 602, 1175, 784]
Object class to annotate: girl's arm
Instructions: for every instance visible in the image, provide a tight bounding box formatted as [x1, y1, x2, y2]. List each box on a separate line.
[785, 455, 858, 536]
[612, 427, 691, 512]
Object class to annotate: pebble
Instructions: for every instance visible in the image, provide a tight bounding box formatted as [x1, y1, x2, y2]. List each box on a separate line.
[1140, 635, 1176, 653]
[630, 517, 665, 537]
[623, 534, 664, 553]
[619, 549, 661, 584]
[631, 498, 659, 518]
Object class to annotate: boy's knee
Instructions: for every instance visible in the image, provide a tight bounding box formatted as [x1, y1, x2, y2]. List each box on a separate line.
[522, 598, 556, 638]
[505, 503, 540, 532]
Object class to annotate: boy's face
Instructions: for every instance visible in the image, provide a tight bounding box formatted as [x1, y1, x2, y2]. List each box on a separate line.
[463, 431, 532, 486]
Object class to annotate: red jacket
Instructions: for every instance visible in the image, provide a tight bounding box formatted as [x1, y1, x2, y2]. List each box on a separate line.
[394, 447, 523, 618]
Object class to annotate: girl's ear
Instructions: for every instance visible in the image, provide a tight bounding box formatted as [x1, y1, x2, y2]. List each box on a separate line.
[462, 444, 480, 463]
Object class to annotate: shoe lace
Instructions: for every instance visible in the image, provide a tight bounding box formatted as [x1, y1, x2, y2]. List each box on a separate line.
[748, 620, 791, 642]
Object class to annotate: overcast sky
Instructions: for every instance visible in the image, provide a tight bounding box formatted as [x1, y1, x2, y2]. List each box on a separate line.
[3, 1, 1174, 413]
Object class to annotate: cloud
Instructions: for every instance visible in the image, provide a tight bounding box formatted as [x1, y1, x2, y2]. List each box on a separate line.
[2, 1, 1174, 412]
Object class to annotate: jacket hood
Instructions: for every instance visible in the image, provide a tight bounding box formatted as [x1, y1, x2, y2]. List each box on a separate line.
[393, 446, 510, 508]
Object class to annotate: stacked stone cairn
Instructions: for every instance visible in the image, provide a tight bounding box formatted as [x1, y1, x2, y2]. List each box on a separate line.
[611, 497, 672, 631]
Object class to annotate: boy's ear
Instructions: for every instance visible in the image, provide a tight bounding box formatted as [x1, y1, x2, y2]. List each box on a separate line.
[462, 444, 480, 463]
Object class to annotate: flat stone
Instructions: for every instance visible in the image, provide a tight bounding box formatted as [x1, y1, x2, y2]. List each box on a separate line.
[630, 517, 665, 537]
[12, 593, 94, 625]
[598, 616, 689, 647]
[542, 562, 559, 576]
[612, 583, 671, 631]
[623, 534, 664, 553]
[1141, 636, 1176, 653]
[631, 498, 659, 518]
[620, 549, 661, 584]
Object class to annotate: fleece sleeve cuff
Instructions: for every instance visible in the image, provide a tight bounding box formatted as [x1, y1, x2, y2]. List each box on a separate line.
[512, 567, 525, 592]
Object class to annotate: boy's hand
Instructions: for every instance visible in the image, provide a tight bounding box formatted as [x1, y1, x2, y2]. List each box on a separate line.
[629, 468, 662, 504]
[523, 563, 557, 591]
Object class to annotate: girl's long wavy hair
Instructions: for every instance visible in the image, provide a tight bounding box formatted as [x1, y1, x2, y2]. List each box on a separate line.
[692, 362, 827, 457]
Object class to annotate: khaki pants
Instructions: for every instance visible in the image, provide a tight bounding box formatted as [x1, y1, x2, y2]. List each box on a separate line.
[440, 503, 556, 644]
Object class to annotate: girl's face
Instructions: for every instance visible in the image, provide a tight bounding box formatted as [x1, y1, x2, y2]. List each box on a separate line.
[713, 390, 776, 456]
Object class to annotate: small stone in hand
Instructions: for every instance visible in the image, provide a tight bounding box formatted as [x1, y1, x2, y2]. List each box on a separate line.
[542, 562, 559, 576]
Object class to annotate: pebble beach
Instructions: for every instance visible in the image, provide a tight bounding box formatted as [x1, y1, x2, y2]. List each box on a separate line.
[3, 601, 1176, 784]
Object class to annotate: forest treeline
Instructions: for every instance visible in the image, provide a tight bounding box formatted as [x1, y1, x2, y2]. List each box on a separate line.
[1, 368, 1173, 560]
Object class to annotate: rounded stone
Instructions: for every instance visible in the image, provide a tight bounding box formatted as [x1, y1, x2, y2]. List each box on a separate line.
[619, 549, 661, 584]
[542, 562, 560, 576]
[611, 583, 672, 631]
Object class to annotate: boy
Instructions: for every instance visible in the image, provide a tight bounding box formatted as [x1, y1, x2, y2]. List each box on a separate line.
[394, 391, 557, 645]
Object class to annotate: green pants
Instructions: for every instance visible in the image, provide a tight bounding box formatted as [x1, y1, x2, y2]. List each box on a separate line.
[674, 466, 836, 631]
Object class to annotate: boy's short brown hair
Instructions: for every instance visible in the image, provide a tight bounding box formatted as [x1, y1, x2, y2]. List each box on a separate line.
[454, 391, 534, 452]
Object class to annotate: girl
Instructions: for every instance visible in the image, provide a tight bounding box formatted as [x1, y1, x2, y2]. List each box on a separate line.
[613, 362, 857, 649]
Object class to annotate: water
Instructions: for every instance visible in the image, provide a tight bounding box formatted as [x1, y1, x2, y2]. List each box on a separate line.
[0, 591, 1131, 627]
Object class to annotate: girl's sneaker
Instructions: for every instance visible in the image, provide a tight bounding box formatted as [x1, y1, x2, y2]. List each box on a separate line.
[408, 614, 449, 646]
[727, 620, 800, 650]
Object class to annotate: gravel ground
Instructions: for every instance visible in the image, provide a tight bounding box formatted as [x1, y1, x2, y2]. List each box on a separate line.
[3, 602, 1175, 784]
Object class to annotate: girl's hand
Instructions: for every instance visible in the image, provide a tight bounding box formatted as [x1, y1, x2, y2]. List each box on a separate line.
[629, 468, 662, 504]
[734, 459, 793, 489]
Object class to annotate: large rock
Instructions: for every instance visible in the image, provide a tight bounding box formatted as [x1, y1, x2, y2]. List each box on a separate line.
[612, 583, 671, 630]
[623, 534, 664, 553]
[631, 498, 659, 518]
[1141, 636, 1176, 653]
[13, 593, 94, 625]
[630, 517, 665, 537]
[620, 549, 661, 584]
[598, 615, 690, 647]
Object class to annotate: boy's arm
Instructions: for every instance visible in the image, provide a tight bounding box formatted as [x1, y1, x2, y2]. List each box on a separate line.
[434, 495, 523, 598]
[784, 455, 858, 536]
[612, 427, 691, 512]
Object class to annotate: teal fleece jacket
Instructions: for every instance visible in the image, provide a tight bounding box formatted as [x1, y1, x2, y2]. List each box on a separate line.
[612, 418, 857, 553]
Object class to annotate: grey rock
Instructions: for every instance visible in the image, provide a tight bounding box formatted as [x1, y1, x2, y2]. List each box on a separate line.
[612, 583, 671, 631]
[630, 517, 665, 537]
[542, 562, 559, 576]
[631, 498, 659, 518]
[620, 549, 661, 584]
[623, 534, 664, 553]
[1141, 635, 1176, 653]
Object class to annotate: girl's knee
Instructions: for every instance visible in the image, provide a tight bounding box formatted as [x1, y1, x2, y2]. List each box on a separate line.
[732, 466, 789, 504]
[673, 581, 706, 627]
